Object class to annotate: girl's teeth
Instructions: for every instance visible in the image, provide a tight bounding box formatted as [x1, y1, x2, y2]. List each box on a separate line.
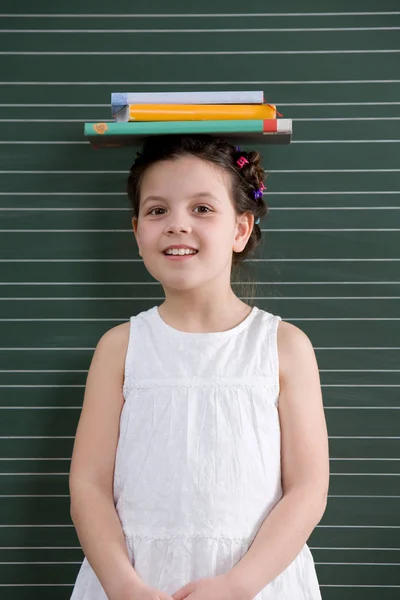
[165, 249, 197, 255]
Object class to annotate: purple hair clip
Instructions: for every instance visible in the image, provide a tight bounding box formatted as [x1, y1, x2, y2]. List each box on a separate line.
[253, 182, 266, 200]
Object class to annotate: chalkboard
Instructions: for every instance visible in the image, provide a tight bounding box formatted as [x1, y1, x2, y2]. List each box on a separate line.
[0, 1, 399, 599]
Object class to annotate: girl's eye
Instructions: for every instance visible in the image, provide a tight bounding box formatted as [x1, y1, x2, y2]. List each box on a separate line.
[148, 205, 211, 216]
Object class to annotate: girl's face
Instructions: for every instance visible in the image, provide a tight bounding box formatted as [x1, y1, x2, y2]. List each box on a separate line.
[132, 154, 253, 291]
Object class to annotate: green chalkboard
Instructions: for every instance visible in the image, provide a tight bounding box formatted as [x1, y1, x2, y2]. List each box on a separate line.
[0, 1, 399, 598]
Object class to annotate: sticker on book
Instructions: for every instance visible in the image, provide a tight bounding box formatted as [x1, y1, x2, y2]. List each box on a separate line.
[93, 123, 109, 134]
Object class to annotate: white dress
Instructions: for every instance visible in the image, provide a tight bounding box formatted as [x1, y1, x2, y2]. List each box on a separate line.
[70, 304, 322, 599]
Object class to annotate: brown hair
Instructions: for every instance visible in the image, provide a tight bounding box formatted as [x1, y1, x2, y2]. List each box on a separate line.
[126, 134, 269, 306]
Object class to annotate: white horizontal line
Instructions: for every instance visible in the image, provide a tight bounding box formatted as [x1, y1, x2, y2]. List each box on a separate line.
[1, 319, 400, 324]
[274, 229, 397, 232]
[1, 258, 400, 263]
[1, 296, 400, 300]
[2, 27, 400, 33]
[0, 368, 89, 371]
[2, 136, 400, 143]
[1, 191, 399, 196]
[281, 102, 400, 106]
[1, 12, 399, 16]
[0, 281, 399, 285]
[0, 495, 397, 500]
[1, 456, 398, 460]
[2, 560, 400, 566]
[3, 584, 400, 589]
[274, 207, 400, 210]
[2, 101, 400, 107]
[1, 368, 399, 372]
[3, 435, 395, 439]
[272, 191, 400, 194]
[295, 118, 400, 121]
[0, 192, 127, 195]
[2, 133, 400, 144]
[0, 523, 398, 528]
[0, 227, 400, 234]
[1, 79, 400, 85]
[279, 169, 400, 173]
[0, 548, 400, 552]
[0, 546, 79, 548]
[314, 547, 400, 550]
[0, 471, 400, 476]
[3, 50, 400, 55]
[1, 348, 399, 352]
[294, 140, 400, 143]
[1, 383, 400, 387]
[3, 168, 399, 173]
[1, 405, 399, 409]
[3, 206, 400, 211]
[1, 228, 400, 233]
[27, 471, 385, 478]
[11, 227, 400, 234]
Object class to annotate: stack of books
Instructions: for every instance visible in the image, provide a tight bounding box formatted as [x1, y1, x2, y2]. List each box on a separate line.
[84, 90, 292, 148]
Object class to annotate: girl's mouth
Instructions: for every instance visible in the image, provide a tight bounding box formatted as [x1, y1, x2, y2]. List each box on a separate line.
[163, 250, 198, 261]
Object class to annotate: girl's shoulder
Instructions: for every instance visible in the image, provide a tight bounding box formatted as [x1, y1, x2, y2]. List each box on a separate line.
[276, 319, 317, 381]
[95, 321, 131, 366]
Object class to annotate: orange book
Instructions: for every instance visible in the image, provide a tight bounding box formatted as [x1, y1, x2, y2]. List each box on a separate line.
[115, 103, 277, 122]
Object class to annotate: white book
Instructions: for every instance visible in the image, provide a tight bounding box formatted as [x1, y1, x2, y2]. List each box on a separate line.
[111, 90, 264, 118]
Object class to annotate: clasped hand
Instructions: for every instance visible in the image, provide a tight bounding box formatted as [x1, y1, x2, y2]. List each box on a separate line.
[171, 573, 252, 600]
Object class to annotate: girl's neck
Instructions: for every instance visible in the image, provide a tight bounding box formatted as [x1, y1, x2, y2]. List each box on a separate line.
[157, 299, 253, 335]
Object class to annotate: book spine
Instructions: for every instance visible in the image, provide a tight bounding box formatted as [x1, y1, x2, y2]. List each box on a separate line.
[111, 90, 264, 115]
[85, 120, 267, 137]
[125, 103, 276, 122]
[263, 119, 292, 133]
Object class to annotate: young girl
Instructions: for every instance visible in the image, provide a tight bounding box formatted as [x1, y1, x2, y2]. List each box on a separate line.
[69, 134, 329, 600]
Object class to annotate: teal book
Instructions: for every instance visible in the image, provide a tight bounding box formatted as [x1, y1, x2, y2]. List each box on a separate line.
[84, 119, 292, 147]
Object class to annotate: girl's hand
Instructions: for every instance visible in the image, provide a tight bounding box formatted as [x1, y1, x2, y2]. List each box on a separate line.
[117, 578, 175, 600]
[171, 573, 252, 600]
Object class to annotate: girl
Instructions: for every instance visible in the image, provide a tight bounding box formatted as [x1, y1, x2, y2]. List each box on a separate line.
[69, 134, 329, 600]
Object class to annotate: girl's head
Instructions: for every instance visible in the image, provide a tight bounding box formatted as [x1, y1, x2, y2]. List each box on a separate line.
[127, 134, 269, 304]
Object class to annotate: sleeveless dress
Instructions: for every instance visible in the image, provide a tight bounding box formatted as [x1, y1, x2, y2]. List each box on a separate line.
[70, 304, 322, 600]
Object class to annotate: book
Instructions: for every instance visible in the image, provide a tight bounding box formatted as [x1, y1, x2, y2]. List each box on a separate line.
[115, 103, 277, 123]
[84, 119, 292, 147]
[111, 90, 265, 118]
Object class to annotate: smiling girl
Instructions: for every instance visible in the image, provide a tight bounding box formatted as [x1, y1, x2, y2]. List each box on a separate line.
[69, 134, 329, 600]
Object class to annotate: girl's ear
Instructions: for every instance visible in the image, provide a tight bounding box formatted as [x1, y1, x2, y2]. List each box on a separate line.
[233, 212, 253, 254]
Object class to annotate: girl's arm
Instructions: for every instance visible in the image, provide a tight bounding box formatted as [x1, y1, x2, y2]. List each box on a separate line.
[225, 321, 330, 599]
[69, 326, 142, 600]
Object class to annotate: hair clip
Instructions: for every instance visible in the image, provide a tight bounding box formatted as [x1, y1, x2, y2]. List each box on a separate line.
[252, 182, 266, 200]
[255, 217, 260, 225]
[236, 156, 249, 169]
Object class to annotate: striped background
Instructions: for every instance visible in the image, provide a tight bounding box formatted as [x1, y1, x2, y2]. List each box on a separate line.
[0, 1, 399, 598]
